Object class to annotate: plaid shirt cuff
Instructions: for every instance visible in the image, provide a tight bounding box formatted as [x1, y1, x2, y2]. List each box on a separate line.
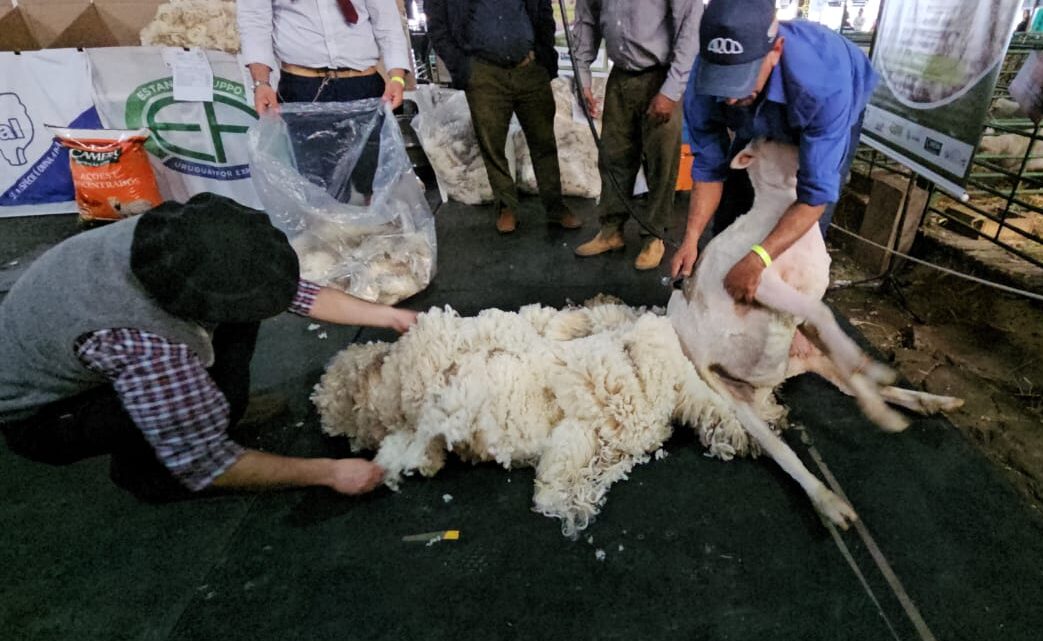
[289, 279, 321, 316]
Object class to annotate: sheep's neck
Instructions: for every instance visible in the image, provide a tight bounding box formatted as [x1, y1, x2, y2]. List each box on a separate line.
[747, 188, 800, 231]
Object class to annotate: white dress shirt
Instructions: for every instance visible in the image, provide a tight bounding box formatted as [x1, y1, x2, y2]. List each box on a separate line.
[238, 0, 411, 72]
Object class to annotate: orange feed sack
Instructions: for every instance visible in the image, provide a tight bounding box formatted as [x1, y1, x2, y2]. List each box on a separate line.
[49, 127, 163, 222]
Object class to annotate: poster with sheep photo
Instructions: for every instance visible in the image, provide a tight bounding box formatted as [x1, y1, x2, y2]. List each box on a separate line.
[862, 0, 1021, 190]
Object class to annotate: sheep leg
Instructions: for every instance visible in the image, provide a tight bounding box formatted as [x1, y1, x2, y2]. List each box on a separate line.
[532, 418, 602, 539]
[788, 340, 965, 415]
[732, 402, 857, 530]
[755, 271, 909, 432]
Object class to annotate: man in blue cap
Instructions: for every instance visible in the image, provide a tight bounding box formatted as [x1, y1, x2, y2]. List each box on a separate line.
[670, 0, 878, 303]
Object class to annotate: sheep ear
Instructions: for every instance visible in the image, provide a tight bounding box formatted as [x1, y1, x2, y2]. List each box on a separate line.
[730, 149, 755, 170]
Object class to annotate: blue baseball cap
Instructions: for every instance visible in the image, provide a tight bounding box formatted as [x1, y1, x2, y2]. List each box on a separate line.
[696, 0, 779, 99]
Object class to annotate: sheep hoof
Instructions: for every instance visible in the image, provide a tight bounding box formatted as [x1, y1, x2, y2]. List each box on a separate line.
[860, 360, 898, 386]
[811, 486, 858, 530]
[874, 405, 911, 433]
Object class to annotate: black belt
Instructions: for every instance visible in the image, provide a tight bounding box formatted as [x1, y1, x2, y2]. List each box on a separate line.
[614, 64, 670, 76]
[474, 50, 536, 70]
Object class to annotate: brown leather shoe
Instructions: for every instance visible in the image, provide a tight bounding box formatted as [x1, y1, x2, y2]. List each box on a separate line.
[634, 238, 665, 270]
[548, 206, 583, 229]
[574, 229, 625, 256]
[496, 208, 517, 234]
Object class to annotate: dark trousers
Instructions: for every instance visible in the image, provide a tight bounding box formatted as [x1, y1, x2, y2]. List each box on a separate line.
[465, 58, 566, 218]
[598, 66, 682, 236]
[713, 112, 865, 237]
[279, 72, 386, 199]
[1, 322, 260, 501]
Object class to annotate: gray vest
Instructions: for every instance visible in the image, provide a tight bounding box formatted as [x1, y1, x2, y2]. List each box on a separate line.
[0, 217, 215, 422]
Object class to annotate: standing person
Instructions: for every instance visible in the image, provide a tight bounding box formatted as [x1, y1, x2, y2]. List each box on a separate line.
[238, 0, 412, 203]
[851, 8, 867, 32]
[571, 0, 702, 271]
[426, 0, 582, 233]
[670, 0, 878, 304]
[1017, 9, 1031, 32]
[0, 194, 418, 501]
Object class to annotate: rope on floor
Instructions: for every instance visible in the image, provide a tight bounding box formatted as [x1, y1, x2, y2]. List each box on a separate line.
[828, 223, 1043, 302]
[805, 438, 940, 641]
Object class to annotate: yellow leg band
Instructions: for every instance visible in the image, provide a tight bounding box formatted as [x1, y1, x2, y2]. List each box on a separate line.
[750, 244, 773, 268]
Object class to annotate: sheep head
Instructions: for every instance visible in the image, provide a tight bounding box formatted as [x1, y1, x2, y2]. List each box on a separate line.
[730, 139, 800, 198]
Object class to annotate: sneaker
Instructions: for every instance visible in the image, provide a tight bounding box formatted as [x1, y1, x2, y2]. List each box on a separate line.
[574, 229, 625, 256]
[496, 208, 517, 233]
[634, 238, 665, 270]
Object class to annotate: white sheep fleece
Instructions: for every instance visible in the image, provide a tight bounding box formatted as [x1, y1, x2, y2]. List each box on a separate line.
[313, 300, 765, 537]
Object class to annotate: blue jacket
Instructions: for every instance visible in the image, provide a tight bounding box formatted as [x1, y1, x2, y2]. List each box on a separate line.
[684, 20, 879, 206]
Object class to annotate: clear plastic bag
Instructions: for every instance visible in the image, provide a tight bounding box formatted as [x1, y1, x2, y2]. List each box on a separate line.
[411, 86, 516, 205]
[247, 99, 436, 305]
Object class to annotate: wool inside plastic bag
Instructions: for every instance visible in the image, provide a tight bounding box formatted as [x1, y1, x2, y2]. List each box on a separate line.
[246, 99, 436, 305]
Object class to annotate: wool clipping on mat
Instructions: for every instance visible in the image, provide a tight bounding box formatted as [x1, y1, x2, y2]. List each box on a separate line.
[313, 298, 781, 538]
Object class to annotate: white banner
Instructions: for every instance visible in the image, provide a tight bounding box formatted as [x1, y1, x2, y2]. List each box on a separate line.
[0, 49, 101, 217]
[866, 0, 1020, 186]
[87, 47, 262, 209]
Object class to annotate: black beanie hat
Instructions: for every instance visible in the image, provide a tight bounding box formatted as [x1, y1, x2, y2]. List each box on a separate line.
[130, 193, 300, 323]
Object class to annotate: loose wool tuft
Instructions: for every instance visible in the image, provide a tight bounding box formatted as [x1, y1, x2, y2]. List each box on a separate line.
[140, 0, 239, 52]
[313, 300, 772, 537]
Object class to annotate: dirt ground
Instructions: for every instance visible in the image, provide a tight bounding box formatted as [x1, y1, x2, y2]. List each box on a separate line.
[825, 243, 1043, 515]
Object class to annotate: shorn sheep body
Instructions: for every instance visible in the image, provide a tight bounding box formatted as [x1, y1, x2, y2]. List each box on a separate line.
[313, 301, 752, 537]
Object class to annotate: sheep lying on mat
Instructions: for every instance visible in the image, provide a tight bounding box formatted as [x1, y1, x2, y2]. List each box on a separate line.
[668, 140, 963, 529]
[314, 300, 750, 537]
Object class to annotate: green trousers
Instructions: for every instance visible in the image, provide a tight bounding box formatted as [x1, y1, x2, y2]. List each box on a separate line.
[597, 66, 682, 235]
[465, 58, 565, 216]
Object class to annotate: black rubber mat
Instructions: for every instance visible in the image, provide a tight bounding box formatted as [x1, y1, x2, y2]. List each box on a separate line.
[2, 197, 1041, 641]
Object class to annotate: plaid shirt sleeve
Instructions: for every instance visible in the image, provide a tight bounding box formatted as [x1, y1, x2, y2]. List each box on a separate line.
[75, 329, 245, 491]
[289, 278, 321, 317]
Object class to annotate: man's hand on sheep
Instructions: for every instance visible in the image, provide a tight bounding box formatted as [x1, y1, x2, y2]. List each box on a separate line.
[646, 93, 677, 125]
[723, 252, 765, 304]
[671, 241, 699, 279]
[387, 308, 419, 334]
[308, 286, 418, 333]
[328, 459, 385, 495]
[211, 450, 383, 494]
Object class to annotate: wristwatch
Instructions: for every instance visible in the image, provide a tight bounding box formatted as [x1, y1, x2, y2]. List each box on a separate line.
[252, 79, 271, 90]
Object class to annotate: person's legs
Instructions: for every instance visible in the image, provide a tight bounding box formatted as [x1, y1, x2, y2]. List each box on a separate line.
[1, 388, 135, 466]
[324, 75, 387, 200]
[638, 70, 682, 237]
[633, 68, 681, 269]
[595, 67, 643, 234]
[206, 322, 261, 426]
[278, 72, 386, 202]
[711, 167, 756, 237]
[512, 63, 567, 220]
[466, 61, 523, 222]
